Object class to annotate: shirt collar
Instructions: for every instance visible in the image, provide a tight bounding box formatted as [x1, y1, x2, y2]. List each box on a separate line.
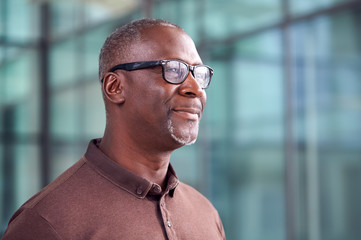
[83, 138, 179, 199]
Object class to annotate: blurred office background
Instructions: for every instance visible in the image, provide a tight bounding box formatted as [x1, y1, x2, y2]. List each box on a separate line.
[1, 0, 361, 239]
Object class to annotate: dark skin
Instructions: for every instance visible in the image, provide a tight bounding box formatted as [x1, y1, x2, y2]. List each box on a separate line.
[99, 25, 206, 190]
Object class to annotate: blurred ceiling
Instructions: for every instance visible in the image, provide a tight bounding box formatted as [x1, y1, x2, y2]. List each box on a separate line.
[30, 0, 142, 16]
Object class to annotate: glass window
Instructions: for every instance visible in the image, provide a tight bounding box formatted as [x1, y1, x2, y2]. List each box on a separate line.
[229, 30, 284, 240]
[177, 0, 203, 44]
[290, 0, 354, 16]
[13, 100, 40, 135]
[82, 25, 114, 80]
[2, 0, 361, 239]
[171, 145, 200, 187]
[0, 1, 4, 35]
[0, 48, 39, 134]
[152, 0, 200, 43]
[50, 38, 78, 87]
[3, 49, 38, 102]
[82, 81, 106, 140]
[84, 1, 141, 25]
[0, 47, 5, 105]
[0, 144, 41, 229]
[0, 145, 3, 230]
[50, 144, 84, 181]
[152, 0, 179, 24]
[4, 0, 40, 42]
[200, 30, 285, 240]
[203, 0, 282, 41]
[83, 3, 114, 25]
[290, 9, 361, 240]
[0, 47, 4, 64]
[51, 2, 83, 37]
[50, 88, 79, 141]
[203, 59, 231, 141]
[0, 105, 2, 135]
[50, 1, 142, 38]
[232, 30, 284, 144]
[13, 145, 41, 208]
[2, 48, 40, 135]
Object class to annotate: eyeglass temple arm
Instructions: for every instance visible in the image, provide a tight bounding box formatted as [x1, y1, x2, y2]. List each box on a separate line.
[109, 60, 162, 72]
[100, 60, 162, 82]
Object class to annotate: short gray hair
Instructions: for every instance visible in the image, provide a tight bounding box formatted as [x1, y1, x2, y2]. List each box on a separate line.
[98, 18, 183, 80]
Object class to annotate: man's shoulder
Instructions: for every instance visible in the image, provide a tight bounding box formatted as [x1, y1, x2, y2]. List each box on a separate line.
[173, 181, 226, 239]
[2, 207, 62, 240]
[9, 157, 87, 222]
[4, 158, 88, 237]
[176, 181, 216, 211]
[23, 158, 87, 209]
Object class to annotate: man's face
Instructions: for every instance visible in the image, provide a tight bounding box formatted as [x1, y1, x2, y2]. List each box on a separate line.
[119, 26, 207, 150]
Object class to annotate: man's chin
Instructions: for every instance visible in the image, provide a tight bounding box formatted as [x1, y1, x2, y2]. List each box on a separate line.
[167, 119, 199, 146]
[172, 133, 197, 146]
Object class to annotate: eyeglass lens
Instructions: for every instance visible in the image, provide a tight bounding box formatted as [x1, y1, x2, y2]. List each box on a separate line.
[163, 60, 211, 88]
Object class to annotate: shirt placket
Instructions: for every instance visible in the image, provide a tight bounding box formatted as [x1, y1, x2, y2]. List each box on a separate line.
[159, 194, 177, 240]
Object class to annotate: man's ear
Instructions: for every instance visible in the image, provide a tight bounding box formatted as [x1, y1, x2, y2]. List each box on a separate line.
[102, 72, 125, 104]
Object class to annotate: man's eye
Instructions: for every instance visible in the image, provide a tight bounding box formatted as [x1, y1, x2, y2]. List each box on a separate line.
[167, 68, 178, 73]
[166, 68, 181, 77]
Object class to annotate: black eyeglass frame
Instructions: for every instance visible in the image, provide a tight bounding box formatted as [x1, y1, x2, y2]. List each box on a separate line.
[101, 59, 213, 89]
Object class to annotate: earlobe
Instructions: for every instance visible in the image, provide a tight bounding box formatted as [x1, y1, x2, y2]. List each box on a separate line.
[102, 73, 125, 104]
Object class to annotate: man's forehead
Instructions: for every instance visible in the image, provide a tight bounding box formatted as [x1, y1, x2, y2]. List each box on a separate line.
[138, 25, 186, 44]
[126, 26, 201, 64]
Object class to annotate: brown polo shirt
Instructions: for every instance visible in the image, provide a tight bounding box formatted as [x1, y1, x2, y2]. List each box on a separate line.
[2, 139, 225, 240]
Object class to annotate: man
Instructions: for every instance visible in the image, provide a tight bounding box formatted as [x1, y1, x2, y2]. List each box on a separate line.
[2, 18, 225, 239]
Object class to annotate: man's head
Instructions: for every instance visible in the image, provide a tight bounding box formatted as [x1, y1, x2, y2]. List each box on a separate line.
[99, 19, 210, 151]
[99, 19, 183, 80]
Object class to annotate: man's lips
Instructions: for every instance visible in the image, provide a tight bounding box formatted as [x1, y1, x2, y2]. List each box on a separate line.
[171, 107, 201, 120]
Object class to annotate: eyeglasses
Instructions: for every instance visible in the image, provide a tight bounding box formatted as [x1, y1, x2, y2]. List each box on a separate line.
[102, 59, 213, 89]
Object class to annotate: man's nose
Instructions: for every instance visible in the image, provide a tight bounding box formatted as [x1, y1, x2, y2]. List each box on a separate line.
[178, 72, 205, 98]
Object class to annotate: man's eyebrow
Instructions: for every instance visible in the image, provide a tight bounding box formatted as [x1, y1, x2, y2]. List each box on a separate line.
[168, 58, 204, 65]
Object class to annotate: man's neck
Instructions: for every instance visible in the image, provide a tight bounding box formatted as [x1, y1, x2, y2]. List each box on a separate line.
[98, 129, 173, 190]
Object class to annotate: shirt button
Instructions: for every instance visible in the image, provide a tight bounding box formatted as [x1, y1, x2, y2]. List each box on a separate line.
[136, 188, 143, 195]
[153, 184, 162, 194]
[167, 220, 172, 227]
